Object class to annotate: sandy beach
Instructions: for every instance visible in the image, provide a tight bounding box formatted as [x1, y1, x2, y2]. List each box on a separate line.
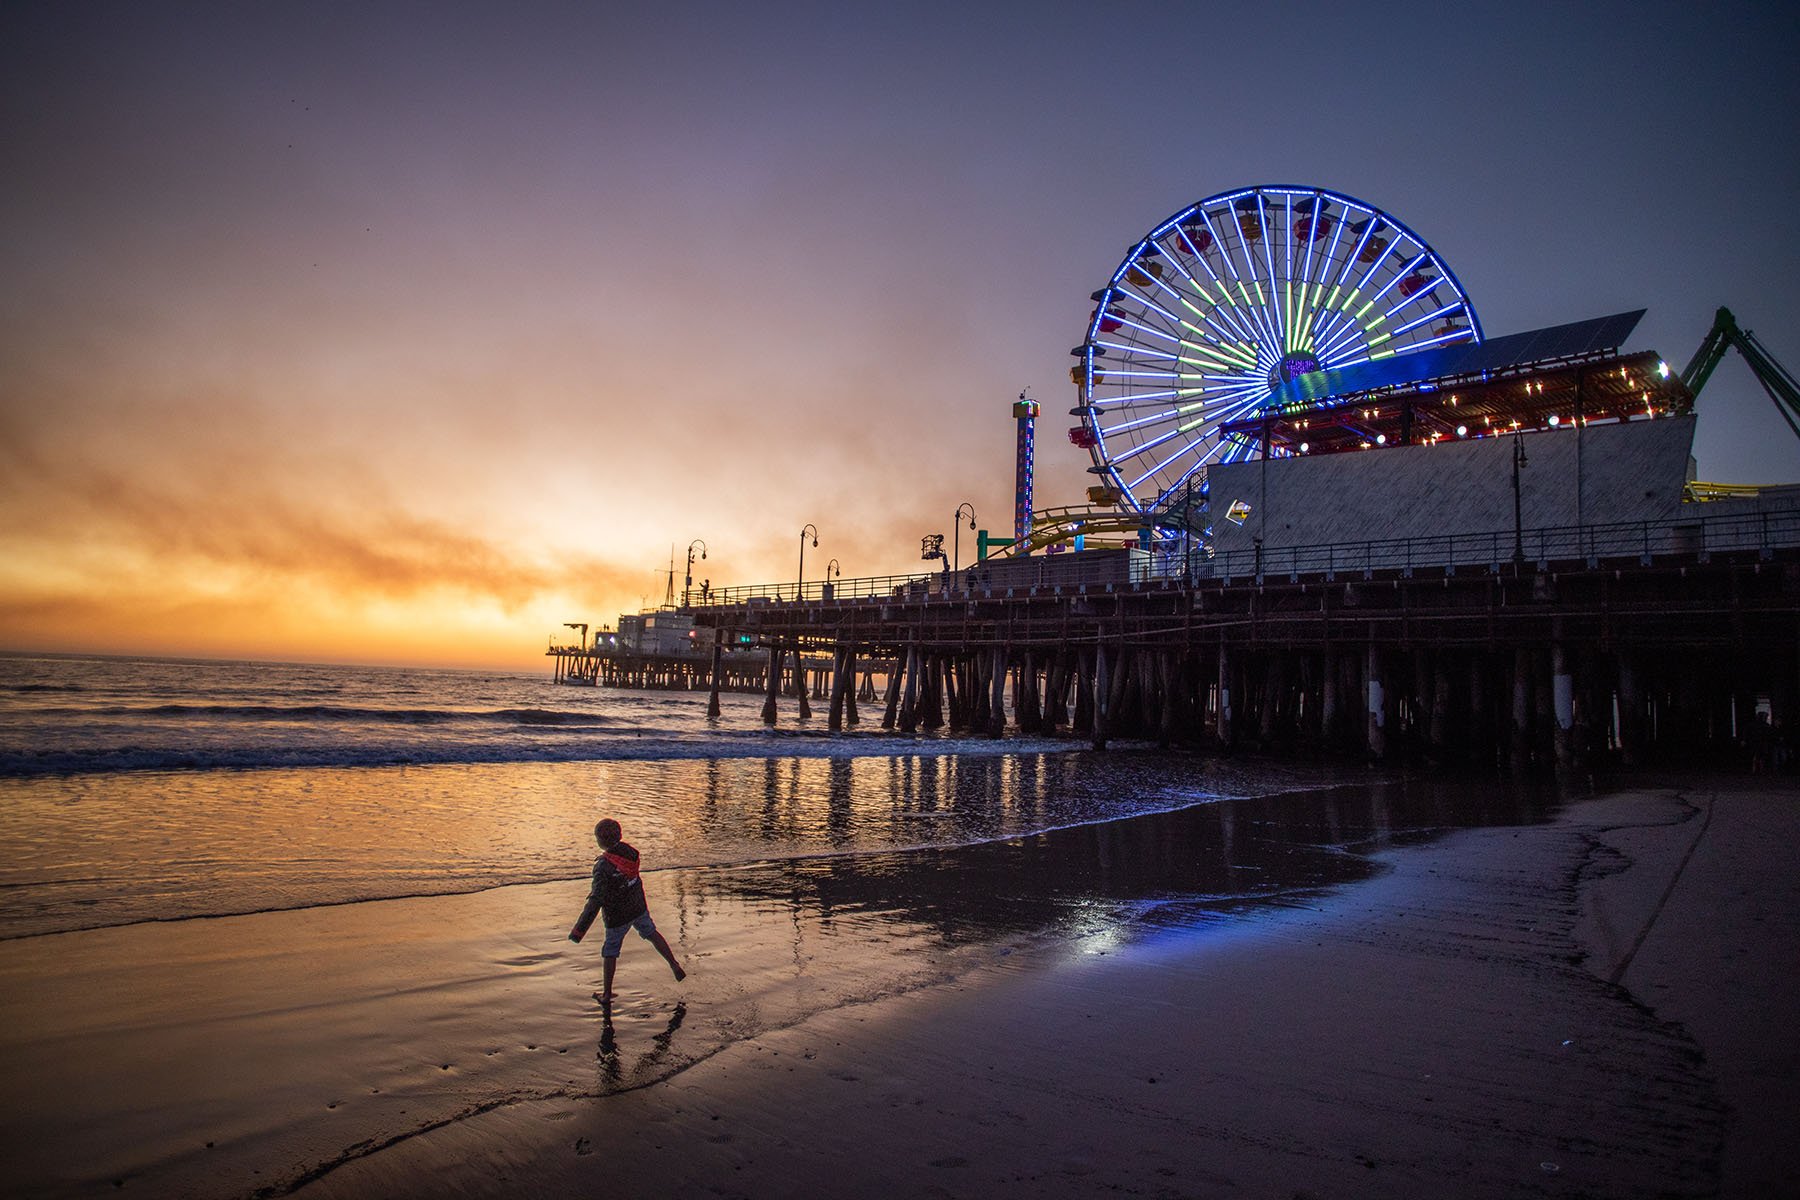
[3, 779, 1795, 1199]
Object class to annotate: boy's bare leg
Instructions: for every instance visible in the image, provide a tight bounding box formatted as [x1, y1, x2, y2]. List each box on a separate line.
[600, 957, 616, 1000]
[647, 930, 687, 982]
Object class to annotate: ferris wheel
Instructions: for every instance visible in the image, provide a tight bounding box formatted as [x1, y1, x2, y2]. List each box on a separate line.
[1070, 185, 1482, 515]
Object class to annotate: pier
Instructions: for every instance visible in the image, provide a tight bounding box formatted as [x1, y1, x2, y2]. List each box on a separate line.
[690, 506, 1800, 771]
[546, 633, 897, 716]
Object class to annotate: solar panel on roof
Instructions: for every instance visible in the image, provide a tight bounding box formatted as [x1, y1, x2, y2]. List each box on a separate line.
[1268, 310, 1645, 409]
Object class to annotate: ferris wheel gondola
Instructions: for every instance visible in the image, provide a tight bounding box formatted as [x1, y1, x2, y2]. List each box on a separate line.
[1070, 186, 1482, 516]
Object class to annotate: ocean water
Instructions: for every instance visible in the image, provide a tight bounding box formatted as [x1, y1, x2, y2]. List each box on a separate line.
[0, 653, 1366, 940]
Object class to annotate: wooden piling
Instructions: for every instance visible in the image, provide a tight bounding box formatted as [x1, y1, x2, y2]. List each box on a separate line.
[708, 643, 723, 718]
[827, 645, 849, 731]
[795, 645, 812, 720]
[989, 645, 1008, 734]
[844, 647, 859, 727]
[761, 644, 784, 726]
[899, 643, 920, 733]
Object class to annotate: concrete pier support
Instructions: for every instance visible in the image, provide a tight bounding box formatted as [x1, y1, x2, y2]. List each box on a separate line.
[1365, 644, 1386, 761]
[1511, 646, 1532, 769]
[1617, 655, 1643, 767]
[1091, 643, 1110, 750]
[1430, 652, 1451, 756]
[1215, 644, 1232, 749]
[1157, 653, 1177, 748]
[1552, 635, 1575, 770]
[1320, 647, 1339, 747]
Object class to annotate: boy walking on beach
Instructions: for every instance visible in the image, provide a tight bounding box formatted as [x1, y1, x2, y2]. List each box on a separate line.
[568, 819, 686, 1001]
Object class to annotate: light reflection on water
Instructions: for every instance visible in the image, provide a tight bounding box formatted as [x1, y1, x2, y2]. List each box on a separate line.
[0, 750, 1361, 939]
[670, 772, 1556, 952]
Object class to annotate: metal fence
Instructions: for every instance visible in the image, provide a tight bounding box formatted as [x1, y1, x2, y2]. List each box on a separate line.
[694, 508, 1800, 608]
[1200, 507, 1800, 582]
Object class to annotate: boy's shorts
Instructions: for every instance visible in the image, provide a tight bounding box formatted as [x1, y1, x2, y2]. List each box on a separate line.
[600, 911, 659, 958]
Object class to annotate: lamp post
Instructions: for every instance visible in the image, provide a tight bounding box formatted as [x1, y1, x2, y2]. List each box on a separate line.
[798, 523, 818, 599]
[683, 539, 707, 609]
[1511, 431, 1529, 565]
[825, 558, 841, 582]
[1182, 473, 1194, 584]
[953, 503, 976, 573]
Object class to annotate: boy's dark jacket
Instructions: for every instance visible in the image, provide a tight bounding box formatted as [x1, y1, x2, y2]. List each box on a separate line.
[570, 841, 648, 939]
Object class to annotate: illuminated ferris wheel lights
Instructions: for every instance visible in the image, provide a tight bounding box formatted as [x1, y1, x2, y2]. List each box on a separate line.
[1077, 187, 1480, 511]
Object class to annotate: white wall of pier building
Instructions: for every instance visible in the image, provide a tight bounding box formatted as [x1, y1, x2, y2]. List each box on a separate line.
[1208, 415, 1697, 556]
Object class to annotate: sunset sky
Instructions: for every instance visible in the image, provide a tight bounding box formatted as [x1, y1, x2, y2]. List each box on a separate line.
[4, 2, 1797, 669]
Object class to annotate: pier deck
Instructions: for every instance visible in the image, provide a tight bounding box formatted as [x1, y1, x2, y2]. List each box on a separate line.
[688, 508, 1800, 769]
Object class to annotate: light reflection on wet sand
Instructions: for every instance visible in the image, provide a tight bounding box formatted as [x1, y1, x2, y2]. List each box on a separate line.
[0, 773, 1554, 1198]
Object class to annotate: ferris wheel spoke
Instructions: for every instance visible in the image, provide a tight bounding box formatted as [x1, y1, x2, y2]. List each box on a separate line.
[1386, 298, 1463, 340]
[1098, 404, 1202, 437]
[1108, 291, 1182, 346]
[1224, 205, 1278, 352]
[1377, 276, 1450, 327]
[1126, 430, 1215, 491]
[1128, 285, 1201, 338]
[1314, 315, 1373, 364]
[1180, 292, 1261, 356]
[1106, 313, 1183, 347]
[1095, 339, 1180, 363]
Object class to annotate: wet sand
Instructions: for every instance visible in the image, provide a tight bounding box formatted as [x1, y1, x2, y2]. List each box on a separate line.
[2, 780, 1795, 1197]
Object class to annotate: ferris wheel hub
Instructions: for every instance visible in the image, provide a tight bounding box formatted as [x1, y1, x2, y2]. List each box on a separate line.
[1270, 351, 1325, 386]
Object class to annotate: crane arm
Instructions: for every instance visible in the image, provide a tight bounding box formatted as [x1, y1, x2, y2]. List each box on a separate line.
[1681, 307, 1736, 396]
[1682, 307, 1800, 443]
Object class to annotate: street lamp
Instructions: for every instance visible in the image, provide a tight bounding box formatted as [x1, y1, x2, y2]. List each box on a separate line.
[798, 523, 819, 599]
[1511, 431, 1529, 565]
[684, 539, 707, 609]
[953, 502, 976, 574]
[1182, 474, 1194, 584]
[825, 558, 841, 582]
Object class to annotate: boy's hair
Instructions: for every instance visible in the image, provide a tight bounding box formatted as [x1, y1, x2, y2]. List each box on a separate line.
[595, 818, 622, 848]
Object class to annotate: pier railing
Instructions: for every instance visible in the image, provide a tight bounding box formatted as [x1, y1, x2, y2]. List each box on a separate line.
[696, 507, 1800, 607]
[1202, 507, 1800, 583]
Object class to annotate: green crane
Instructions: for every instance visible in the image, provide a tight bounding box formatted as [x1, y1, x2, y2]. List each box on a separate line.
[1681, 307, 1800, 441]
